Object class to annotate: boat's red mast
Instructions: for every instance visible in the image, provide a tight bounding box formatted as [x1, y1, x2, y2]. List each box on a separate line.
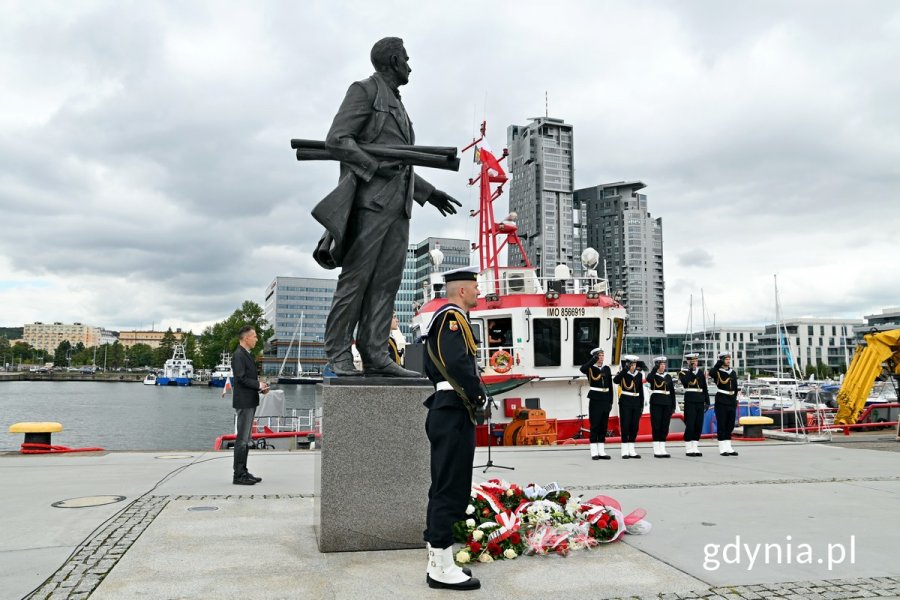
[461, 122, 532, 295]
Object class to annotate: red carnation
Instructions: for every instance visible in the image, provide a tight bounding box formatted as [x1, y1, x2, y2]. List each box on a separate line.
[611, 520, 619, 530]
[509, 532, 521, 545]
[468, 541, 482, 553]
[487, 543, 501, 556]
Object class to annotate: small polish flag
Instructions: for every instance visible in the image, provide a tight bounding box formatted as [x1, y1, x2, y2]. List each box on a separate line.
[474, 140, 506, 180]
[221, 376, 232, 398]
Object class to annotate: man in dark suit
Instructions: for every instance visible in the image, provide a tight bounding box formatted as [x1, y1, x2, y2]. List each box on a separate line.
[320, 37, 461, 378]
[231, 325, 269, 485]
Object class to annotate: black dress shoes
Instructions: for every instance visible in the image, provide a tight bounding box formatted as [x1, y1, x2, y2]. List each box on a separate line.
[233, 474, 257, 485]
[245, 472, 262, 483]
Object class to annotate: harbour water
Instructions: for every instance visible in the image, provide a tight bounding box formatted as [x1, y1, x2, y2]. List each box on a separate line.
[0, 381, 317, 452]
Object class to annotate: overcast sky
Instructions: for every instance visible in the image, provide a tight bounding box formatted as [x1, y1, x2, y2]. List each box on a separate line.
[1, 0, 898, 335]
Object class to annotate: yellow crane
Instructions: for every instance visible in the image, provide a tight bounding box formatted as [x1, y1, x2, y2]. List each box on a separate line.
[834, 329, 900, 429]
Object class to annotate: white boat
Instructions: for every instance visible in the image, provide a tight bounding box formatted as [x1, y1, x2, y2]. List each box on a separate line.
[409, 123, 632, 445]
[208, 352, 233, 388]
[142, 372, 157, 385]
[277, 313, 323, 384]
[156, 345, 193, 386]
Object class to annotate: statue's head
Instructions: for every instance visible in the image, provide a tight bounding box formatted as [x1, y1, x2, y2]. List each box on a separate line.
[371, 37, 410, 85]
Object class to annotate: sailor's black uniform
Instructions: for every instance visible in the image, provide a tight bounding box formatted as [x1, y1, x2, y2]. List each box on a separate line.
[613, 369, 644, 445]
[422, 303, 483, 549]
[647, 371, 676, 442]
[388, 336, 402, 364]
[679, 366, 709, 443]
[579, 358, 613, 443]
[712, 363, 739, 441]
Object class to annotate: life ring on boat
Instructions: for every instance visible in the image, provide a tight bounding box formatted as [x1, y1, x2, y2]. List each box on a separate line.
[490, 350, 513, 373]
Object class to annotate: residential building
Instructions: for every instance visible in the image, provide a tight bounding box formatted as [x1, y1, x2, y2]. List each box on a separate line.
[118, 329, 185, 349]
[507, 117, 580, 277]
[99, 329, 119, 346]
[575, 181, 665, 339]
[748, 318, 862, 375]
[682, 327, 764, 372]
[859, 307, 900, 337]
[263, 276, 337, 375]
[23, 322, 102, 352]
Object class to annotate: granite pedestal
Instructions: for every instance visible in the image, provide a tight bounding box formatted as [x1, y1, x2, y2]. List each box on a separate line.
[314, 378, 432, 552]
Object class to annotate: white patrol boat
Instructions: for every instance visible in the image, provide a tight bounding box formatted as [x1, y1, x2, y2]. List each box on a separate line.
[410, 123, 635, 446]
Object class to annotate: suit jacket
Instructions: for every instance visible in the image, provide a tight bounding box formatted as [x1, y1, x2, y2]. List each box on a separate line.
[312, 72, 435, 269]
[231, 346, 260, 409]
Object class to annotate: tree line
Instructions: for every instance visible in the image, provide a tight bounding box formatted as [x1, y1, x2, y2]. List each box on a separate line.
[0, 301, 273, 370]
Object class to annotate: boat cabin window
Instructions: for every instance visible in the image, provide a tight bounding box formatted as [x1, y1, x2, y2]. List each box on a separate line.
[533, 318, 561, 367]
[612, 318, 625, 364]
[572, 318, 600, 366]
[487, 318, 512, 350]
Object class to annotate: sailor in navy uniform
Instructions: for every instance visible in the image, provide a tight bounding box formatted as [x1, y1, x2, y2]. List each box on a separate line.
[678, 353, 709, 457]
[712, 352, 739, 456]
[422, 266, 482, 591]
[613, 354, 644, 459]
[579, 347, 613, 460]
[647, 356, 676, 458]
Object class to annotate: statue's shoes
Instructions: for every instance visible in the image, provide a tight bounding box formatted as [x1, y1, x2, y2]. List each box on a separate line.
[328, 360, 362, 376]
[364, 362, 421, 378]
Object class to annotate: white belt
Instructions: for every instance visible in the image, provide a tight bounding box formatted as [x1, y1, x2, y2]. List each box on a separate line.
[590, 387, 610, 392]
[620, 391, 639, 397]
[651, 390, 670, 395]
[717, 390, 735, 395]
[685, 388, 702, 392]
[435, 381, 454, 392]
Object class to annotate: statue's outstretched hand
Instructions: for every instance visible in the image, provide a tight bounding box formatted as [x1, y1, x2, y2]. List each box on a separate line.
[427, 189, 461, 217]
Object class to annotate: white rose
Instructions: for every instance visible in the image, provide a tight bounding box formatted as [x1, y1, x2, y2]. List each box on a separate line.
[465, 518, 476, 528]
[478, 553, 494, 563]
[506, 489, 514, 497]
[472, 530, 484, 541]
[503, 548, 517, 559]
[456, 550, 471, 564]
[465, 504, 475, 515]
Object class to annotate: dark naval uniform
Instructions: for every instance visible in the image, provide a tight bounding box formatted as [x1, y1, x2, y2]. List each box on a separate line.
[423, 302, 483, 550]
[613, 368, 644, 452]
[388, 336, 403, 364]
[579, 357, 613, 444]
[712, 362, 739, 443]
[647, 370, 676, 443]
[679, 365, 709, 445]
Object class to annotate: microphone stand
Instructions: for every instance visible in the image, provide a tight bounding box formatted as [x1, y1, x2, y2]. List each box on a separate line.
[473, 379, 514, 473]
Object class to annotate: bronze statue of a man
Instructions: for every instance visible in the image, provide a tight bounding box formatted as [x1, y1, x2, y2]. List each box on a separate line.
[316, 37, 460, 377]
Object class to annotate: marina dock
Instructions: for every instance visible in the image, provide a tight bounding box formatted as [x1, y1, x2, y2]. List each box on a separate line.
[2, 438, 898, 600]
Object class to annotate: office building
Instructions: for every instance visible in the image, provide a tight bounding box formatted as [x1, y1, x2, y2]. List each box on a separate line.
[507, 117, 580, 277]
[575, 181, 665, 339]
[263, 276, 337, 375]
[394, 237, 471, 338]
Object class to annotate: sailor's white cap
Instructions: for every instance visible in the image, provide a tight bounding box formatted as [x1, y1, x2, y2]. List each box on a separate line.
[718, 352, 732, 359]
[653, 356, 667, 363]
[623, 354, 640, 362]
[684, 353, 700, 360]
[591, 347, 604, 354]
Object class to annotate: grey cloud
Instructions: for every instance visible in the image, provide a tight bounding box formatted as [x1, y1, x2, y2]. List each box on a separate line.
[1, 0, 899, 332]
[678, 249, 714, 269]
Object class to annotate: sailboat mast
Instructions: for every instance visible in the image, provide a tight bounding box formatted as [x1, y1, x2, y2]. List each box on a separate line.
[297, 312, 304, 375]
[775, 274, 783, 379]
